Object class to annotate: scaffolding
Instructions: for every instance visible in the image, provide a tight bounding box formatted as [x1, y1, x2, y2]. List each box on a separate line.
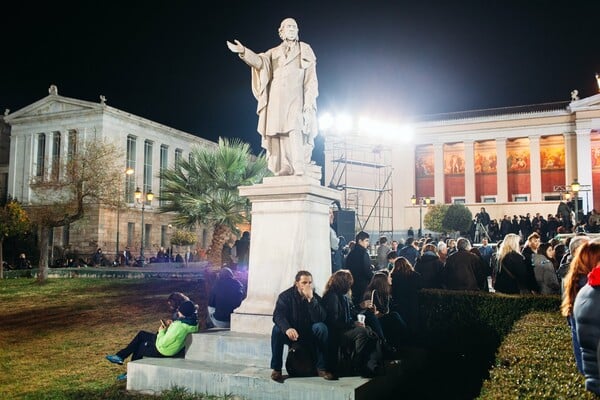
[325, 135, 394, 239]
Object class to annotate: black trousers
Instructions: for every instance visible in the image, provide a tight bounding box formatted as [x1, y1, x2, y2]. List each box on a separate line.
[116, 330, 164, 361]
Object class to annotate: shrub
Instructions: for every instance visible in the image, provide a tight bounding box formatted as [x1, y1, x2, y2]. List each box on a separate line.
[478, 312, 595, 399]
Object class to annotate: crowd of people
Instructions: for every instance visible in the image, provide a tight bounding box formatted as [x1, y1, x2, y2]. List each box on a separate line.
[270, 221, 600, 393]
[101, 203, 600, 394]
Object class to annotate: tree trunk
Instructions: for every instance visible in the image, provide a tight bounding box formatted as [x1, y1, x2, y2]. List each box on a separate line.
[207, 224, 231, 270]
[37, 226, 49, 283]
[0, 239, 4, 279]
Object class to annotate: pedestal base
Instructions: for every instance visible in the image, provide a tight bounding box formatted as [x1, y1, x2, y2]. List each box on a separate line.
[231, 174, 341, 334]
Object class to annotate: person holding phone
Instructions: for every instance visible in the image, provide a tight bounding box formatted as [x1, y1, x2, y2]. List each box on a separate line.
[105, 300, 198, 380]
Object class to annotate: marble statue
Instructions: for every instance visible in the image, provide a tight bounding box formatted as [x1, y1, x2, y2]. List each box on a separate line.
[227, 18, 318, 176]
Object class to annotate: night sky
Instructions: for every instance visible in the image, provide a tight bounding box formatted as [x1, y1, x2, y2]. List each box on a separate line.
[1, 1, 599, 155]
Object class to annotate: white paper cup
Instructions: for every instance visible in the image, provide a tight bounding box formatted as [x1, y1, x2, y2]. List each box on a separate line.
[357, 314, 366, 324]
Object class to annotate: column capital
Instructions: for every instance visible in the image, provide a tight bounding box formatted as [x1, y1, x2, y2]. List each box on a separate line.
[576, 128, 592, 136]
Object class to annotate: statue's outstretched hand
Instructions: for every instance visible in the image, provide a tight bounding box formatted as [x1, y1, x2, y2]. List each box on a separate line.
[226, 40, 244, 54]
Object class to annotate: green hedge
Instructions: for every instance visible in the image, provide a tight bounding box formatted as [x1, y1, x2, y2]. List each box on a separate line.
[393, 290, 564, 399]
[478, 311, 594, 399]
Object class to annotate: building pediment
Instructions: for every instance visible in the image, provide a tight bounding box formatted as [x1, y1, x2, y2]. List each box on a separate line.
[4, 94, 102, 123]
[569, 93, 600, 112]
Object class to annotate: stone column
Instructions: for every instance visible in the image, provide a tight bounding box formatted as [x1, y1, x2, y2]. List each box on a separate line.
[231, 172, 341, 335]
[529, 135, 542, 202]
[464, 140, 475, 203]
[496, 138, 508, 202]
[564, 132, 577, 185]
[576, 129, 594, 214]
[433, 143, 445, 204]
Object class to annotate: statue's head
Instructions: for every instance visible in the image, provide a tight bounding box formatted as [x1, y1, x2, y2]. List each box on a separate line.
[278, 18, 298, 41]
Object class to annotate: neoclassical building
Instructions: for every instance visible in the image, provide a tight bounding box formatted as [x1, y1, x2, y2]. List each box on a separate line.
[3, 85, 216, 262]
[324, 91, 600, 239]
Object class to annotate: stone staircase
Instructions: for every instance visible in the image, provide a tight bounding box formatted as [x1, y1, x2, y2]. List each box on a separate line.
[126, 329, 403, 399]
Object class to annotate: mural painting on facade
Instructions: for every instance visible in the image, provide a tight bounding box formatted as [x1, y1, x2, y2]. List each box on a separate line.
[592, 136, 600, 170]
[474, 149, 497, 173]
[540, 146, 565, 170]
[415, 145, 434, 198]
[444, 143, 465, 175]
[506, 138, 530, 172]
[415, 152, 433, 177]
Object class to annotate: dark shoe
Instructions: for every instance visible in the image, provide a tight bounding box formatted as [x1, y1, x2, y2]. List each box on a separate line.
[105, 355, 124, 365]
[317, 369, 337, 380]
[271, 370, 283, 382]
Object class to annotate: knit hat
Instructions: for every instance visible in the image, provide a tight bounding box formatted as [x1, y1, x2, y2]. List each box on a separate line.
[178, 301, 196, 317]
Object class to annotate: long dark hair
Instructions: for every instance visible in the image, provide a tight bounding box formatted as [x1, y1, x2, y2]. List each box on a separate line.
[365, 271, 391, 297]
[324, 269, 353, 296]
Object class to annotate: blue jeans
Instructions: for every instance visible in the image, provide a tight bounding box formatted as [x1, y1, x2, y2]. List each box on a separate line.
[270, 323, 328, 371]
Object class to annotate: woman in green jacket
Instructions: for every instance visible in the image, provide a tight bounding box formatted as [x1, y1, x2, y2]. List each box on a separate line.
[105, 300, 198, 380]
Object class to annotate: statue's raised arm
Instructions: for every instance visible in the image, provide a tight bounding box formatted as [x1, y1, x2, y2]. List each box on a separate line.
[226, 40, 244, 54]
[226, 18, 318, 178]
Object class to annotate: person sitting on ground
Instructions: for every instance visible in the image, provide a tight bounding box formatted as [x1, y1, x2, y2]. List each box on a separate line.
[208, 267, 245, 328]
[361, 270, 407, 356]
[105, 300, 199, 381]
[15, 253, 32, 270]
[167, 292, 191, 320]
[391, 256, 423, 340]
[270, 270, 335, 382]
[532, 242, 560, 295]
[322, 269, 383, 378]
[92, 248, 105, 266]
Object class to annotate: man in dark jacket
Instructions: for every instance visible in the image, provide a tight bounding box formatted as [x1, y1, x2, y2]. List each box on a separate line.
[441, 238, 486, 291]
[270, 270, 335, 382]
[345, 231, 374, 305]
[398, 237, 420, 267]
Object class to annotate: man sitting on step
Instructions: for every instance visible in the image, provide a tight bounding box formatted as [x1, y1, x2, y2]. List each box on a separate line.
[270, 270, 336, 382]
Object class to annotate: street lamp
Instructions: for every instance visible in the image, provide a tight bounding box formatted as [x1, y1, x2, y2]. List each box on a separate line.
[411, 195, 430, 238]
[134, 187, 154, 265]
[116, 168, 134, 263]
[571, 178, 580, 227]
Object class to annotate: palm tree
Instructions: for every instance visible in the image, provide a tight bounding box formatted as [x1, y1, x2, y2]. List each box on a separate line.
[159, 137, 268, 269]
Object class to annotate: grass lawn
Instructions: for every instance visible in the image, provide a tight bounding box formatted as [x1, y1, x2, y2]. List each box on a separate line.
[0, 278, 231, 400]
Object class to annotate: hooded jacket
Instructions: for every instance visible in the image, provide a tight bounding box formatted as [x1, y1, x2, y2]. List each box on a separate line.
[574, 266, 600, 395]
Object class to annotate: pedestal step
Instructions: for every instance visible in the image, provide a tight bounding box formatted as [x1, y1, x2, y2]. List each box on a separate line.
[126, 358, 399, 400]
[127, 330, 404, 399]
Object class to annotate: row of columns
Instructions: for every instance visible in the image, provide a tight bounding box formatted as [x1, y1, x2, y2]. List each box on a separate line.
[425, 131, 593, 208]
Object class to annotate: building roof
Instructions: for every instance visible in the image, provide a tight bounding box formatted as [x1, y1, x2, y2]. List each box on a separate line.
[415, 101, 571, 122]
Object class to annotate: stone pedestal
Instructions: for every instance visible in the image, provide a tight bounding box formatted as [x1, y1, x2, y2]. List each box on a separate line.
[230, 171, 341, 334]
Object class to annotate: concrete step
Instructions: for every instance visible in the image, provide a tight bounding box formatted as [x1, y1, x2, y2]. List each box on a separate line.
[184, 329, 280, 366]
[127, 329, 406, 399]
[126, 358, 401, 400]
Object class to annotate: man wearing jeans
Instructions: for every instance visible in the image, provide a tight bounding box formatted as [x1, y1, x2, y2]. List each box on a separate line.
[270, 270, 335, 381]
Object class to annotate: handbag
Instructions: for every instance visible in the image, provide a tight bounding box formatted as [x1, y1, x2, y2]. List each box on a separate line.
[285, 341, 316, 377]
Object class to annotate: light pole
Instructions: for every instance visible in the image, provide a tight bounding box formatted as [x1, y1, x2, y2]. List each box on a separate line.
[571, 178, 580, 228]
[134, 187, 154, 265]
[411, 195, 430, 238]
[116, 168, 134, 264]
